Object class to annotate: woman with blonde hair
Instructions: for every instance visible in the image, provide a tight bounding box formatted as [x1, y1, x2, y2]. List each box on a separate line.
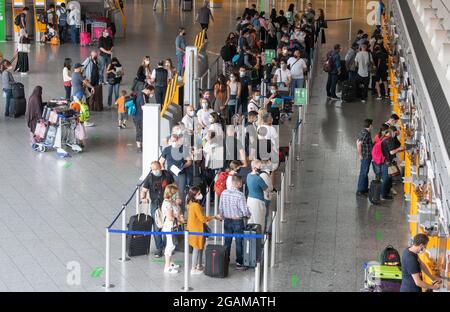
[165, 58, 177, 81]
[132, 56, 152, 92]
[161, 184, 185, 274]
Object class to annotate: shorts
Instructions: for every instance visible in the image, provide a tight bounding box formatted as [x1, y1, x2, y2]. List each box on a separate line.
[118, 112, 127, 121]
[374, 69, 388, 82]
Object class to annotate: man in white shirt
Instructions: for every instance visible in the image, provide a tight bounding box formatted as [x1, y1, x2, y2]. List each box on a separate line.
[354, 43, 372, 102]
[67, 4, 81, 44]
[181, 105, 197, 134]
[287, 49, 308, 95]
[272, 60, 292, 92]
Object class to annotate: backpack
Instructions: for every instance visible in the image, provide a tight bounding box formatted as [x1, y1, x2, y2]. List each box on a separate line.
[380, 245, 401, 267]
[220, 45, 232, 62]
[323, 51, 334, 73]
[79, 102, 90, 123]
[214, 171, 230, 196]
[154, 206, 164, 229]
[372, 137, 386, 165]
[14, 14, 22, 26]
[125, 97, 136, 116]
[58, 8, 67, 26]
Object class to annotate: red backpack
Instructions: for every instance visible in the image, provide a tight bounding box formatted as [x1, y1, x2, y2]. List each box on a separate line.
[372, 138, 386, 165]
[214, 171, 230, 196]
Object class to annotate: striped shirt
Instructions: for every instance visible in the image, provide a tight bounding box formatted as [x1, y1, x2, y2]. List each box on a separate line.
[219, 188, 251, 219]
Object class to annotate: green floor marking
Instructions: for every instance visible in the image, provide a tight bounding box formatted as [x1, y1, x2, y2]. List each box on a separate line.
[291, 275, 298, 287]
[151, 259, 183, 265]
[375, 231, 382, 241]
[91, 267, 104, 278]
[375, 211, 381, 221]
[63, 162, 72, 169]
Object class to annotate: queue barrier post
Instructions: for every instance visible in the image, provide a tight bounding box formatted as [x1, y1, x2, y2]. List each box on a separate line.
[270, 211, 276, 268]
[119, 205, 130, 262]
[255, 262, 261, 292]
[276, 191, 282, 244]
[297, 105, 303, 145]
[206, 187, 211, 216]
[135, 186, 140, 215]
[263, 234, 269, 292]
[288, 143, 294, 188]
[103, 228, 114, 288]
[182, 230, 192, 291]
[214, 194, 219, 244]
[291, 129, 296, 160]
[207, 68, 211, 90]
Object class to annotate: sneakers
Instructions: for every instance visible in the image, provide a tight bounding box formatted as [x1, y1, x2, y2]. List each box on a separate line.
[164, 267, 179, 274]
[361, 99, 366, 103]
[153, 251, 163, 258]
[376, 96, 382, 100]
[121, 123, 127, 128]
[170, 262, 180, 269]
[191, 268, 203, 275]
[330, 97, 340, 101]
[84, 121, 95, 127]
[235, 263, 248, 271]
[391, 189, 398, 195]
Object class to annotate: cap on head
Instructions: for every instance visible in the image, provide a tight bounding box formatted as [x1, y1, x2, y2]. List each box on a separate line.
[73, 63, 83, 69]
[74, 91, 84, 100]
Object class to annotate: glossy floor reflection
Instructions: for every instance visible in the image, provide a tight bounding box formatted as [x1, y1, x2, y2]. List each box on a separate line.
[0, 0, 407, 292]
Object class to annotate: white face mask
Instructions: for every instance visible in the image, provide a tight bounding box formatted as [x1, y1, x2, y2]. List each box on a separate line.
[230, 77, 236, 82]
[202, 103, 208, 109]
[188, 111, 194, 117]
[239, 71, 246, 77]
[208, 117, 214, 123]
[195, 193, 203, 201]
[271, 89, 276, 94]
[255, 96, 260, 101]
[171, 142, 179, 148]
[103, 32, 109, 37]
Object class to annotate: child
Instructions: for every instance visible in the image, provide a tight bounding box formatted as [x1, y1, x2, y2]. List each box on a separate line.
[115, 90, 128, 129]
[41, 23, 57, 43]
[70, 91, 90, 147]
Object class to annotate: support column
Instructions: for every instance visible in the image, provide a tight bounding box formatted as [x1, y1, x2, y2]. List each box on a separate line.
[142, 104, 161, 179]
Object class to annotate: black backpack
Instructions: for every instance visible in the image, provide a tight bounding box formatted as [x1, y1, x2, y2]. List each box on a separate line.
[220, 45, 232, 62]
[14, 14, 22, 26]
[380, 245, 401, 267]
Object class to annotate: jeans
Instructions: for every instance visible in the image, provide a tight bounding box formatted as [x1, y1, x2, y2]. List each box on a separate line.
[224, 219, 245, 265]
[326, 73, 339, 98]
[357, 158, 371, 193]
[356, 74, 370, 100]
[150, 202, 166, 253]
[3, 88, 12, 116]
[191, 248, 203, 269]
[291, 78, 305, 96]
[64, 86, 72, 101]
[381, 163, 392, 198]
[155, 86, 167, 105]
[59, 24, 67, 43]
[172, 172, 187, 212]
[107, 83, 120, 107]
[348, 71, 357, 82]
[99, 54, 111, 84]
[373, 163, 382, 180]
[70, 25, 79, 44]
[176, 54, 184, 76]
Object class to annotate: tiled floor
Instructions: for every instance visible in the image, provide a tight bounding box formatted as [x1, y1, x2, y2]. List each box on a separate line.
[0, 0, 408, 292]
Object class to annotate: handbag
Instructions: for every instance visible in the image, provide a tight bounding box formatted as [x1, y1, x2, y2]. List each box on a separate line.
[75, 123, 86, 141]
[388, 164, 400, 177]
[17, 43, 31, 53]
[34, 121, 47, 140]
[171, 219, 184, 247]
[203, 224, 211, 234]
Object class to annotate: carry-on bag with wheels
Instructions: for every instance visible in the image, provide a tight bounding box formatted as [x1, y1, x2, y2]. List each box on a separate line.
[243, 223, 262, 268]
[9, 98, 26, 118]
[126, 206, 153, 257]
[88, 85, 103, 111]
[368, 179, 382, 205]
[341, 80, 356, 102]
[12, 82, 25, 99]
[205, 244, 229, 278]
[364, 263, 402, 292]
[182, 0, 192, 11]
[80, 23, 91, 46]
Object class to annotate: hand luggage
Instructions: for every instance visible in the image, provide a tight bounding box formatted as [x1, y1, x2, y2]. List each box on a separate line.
[205, 244, 229, 278]
[80, 23, 91, 46]
[182, 0, 192, 11]
[380, 245, 401, 267]
[92, 25, 113, 40]
[341, 80, 356, 102]
[364, 263, 402, 292]
[88, 85, 103, 111]
[44, 125, 58, 146]
[9, 98, 26, 118]
[243, 223, 262, 268]
[126, 213, 153, 257]
[12, 82, 25, 99]
[368, 179, 382, 205]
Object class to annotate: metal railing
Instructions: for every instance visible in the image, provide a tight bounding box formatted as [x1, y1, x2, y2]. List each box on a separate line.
[160, 73, 179, 117]
[199, 55, 223, 92]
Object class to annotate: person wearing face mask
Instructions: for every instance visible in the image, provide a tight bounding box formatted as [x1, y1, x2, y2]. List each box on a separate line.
[288, 49, 308, 93]
[246, 160, 268, 231]
[141, 161, 174, 258]
[238, 67, 252, 115]
[213, 74, 228, 116]
[379, 127, 404, 200]
[207, 112, 224, 139]
[82, 50, 103, 111]
[106, 57, 123, 109]
[226, 74, 241, 123]
[356, 119, 373, 196]
[175, 28, 187, 77]
[197, 99, 214, 129]
[160, 134, 193, 211]
[164, 58, 177, 81]
[400, 233, 442, 292]
[248, 91, 261, 113]
[196, 0, 214, 41]
[161, 184, 186, 274]
[98, 28, 114, 85]
[272, 61, 292, 93]
[1, 60, 16, 117]
[151, 60, 169, 106]
[133, 56, 152, 93]
[133, 85, 155, 151]
[186, 186, 221, 274]
[181, 105, 197, 134]
[290, 27, 305, 50]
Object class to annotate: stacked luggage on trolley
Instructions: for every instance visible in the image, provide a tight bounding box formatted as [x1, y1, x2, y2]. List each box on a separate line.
[32, 99, 84, 156]
[80, 14, 115, 46]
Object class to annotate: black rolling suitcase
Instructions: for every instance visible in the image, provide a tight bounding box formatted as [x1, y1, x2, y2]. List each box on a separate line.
[88, 85, 103, 111]
[126, 213, 153, 257]
[9, 98, 27, 118]
[341, 80, 356, 102]
[205, 244, 229, 278]
[243, 224, 262, 268]
[368, 179, 382, 205]
[12, 82, 25, 99]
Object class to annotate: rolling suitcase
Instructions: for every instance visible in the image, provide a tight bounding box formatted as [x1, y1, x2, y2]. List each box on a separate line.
[80, 23, 91, 46]
[126, 213, 153, 257]
[9, 98, 26, 118]
[88, 85, 103, 111]
[364, 263, 402, 292]
[205, 244, 229, 278]
[182, 0, 192, 11]
[368, 179, 382, 205]
[341, 80, 356, 102]
[12, 82, 25, 99]
[243, 224, 262, 268]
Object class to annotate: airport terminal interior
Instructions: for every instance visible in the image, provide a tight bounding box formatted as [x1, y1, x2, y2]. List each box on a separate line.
[0, 0, 449, 293]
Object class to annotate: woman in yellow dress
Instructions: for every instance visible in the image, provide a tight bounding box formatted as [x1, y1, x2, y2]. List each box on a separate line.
[186, 186, 220, 274]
